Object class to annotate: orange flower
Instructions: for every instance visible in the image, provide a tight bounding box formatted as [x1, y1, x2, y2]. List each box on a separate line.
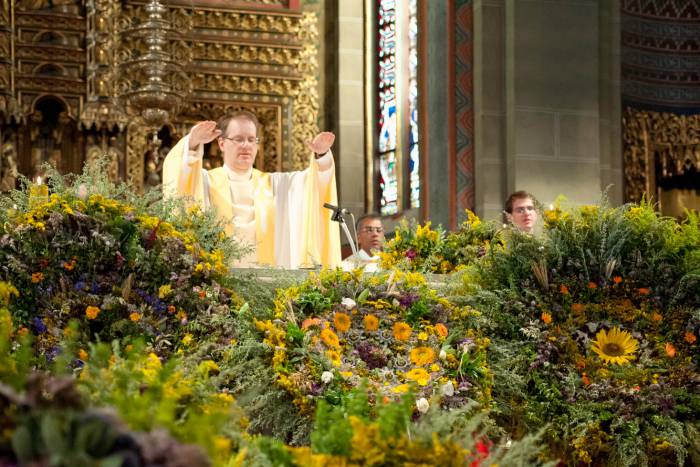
[31, 272, 44, 283]
[392, 322, 412, 342]
[575, 357, 586, 370]
[78, 349, 88, 361]
[665, 342, 676, 358]
[198, 290, 206, 298]
[684, 331, 697, 344]
[588, 281, 597, 289]
[129, 312, 141, 322]
[301, 318, 321, 330]
[62, 260, 76, 271]
[85, 306, 100, 320]
[559, 284, 569, 295]
[613, 276, 622, 284]
[434, 323, 448, 338]
[333, 312, 351, 333]
[541, 312, 552, 325]
[581, 373, 591, 386]
[651, 312, 662, 322]
[410, 347, 436, 366]
[638, 288, 650, 295]
[320, 328, 340, 348]
[363, 314, 379, 332]
[167, 305, 176, 314]
[571, 303, 585, 314]
[176, 310, 187, 323]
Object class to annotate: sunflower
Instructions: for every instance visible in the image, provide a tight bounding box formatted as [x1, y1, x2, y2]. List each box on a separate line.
[364, 314, 379, 332]
[410, 347, 436, 366]
[590, 327, 638, 365]
[333, 312, 351, 333]
[326, 349, 342, 367]
[320, 328, 340, 348]
[393, 322, 412, 342]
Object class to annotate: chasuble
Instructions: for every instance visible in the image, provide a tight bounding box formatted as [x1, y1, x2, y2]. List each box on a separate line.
[162, 135, 341, 269]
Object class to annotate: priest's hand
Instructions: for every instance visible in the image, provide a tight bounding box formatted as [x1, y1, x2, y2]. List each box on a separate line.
[307, 131, 335, 157]
[189, 121, 221, 150]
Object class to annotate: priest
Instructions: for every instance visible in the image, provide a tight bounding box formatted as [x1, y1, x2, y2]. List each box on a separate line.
[163, 110, 341, 269]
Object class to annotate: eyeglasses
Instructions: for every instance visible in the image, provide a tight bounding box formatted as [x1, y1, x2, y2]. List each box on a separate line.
[361, 226, 384, 234]
[513, 206, 536, 214]
[221, 136, 259, 145]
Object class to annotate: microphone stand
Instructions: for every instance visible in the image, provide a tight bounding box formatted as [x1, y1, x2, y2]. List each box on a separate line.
[323, 203, 358, 259]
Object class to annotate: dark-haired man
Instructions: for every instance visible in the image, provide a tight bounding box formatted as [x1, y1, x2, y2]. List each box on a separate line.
[504, 190, 538, 233]
[342, 213, 384, 272]
[163, 111, 340, 268]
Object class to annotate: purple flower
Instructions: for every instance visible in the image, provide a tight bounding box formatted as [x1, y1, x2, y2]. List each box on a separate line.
[405, 249, 417, 260]
[355, 341, 388, 369]
[32, 316, 47, 334]
[399, 293, 419, 308]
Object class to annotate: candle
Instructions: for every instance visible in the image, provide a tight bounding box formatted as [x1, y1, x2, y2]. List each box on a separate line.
[28, 176, 49, 210]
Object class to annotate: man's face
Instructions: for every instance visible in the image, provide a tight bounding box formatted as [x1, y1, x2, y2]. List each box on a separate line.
[218, 118, 258, 172]
[357, 218, 384, 254]
[510, 197, 538, 233]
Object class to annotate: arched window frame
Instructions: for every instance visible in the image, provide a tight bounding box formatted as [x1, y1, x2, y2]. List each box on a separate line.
[365, 0, 422, 217]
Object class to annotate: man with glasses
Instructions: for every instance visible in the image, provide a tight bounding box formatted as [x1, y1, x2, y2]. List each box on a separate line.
[504, 190, 539, 234]
[163, 111, 340, 268]
[342, 213, 385, 272]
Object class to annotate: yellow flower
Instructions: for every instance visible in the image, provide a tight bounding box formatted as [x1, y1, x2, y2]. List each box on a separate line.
[158, 284, 172, 299]
[417, 332, 428, 341]
[364, 314, 379, 331]
[340, 371, 353, 378]
[129, 312, 141, 322]
[590, 327, 638, 365]
[405, 368, 430, 386]
[393, 322, 412, 342]
[326, 349, 342, 367]
[85, 306, 100, 320]
[320, 328, 340, 348]
[410, 347, 436, 366]
[392, 384, 410, 394]
[182, 333, 193, 345]
[333, 312, 351, 334]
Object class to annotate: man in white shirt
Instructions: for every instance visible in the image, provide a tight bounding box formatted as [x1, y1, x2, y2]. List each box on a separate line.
[342, 213, 385, 272]
[163, 111, 341, 268]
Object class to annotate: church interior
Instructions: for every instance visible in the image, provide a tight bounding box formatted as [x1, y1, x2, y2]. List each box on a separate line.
[0, 1, 698, 466]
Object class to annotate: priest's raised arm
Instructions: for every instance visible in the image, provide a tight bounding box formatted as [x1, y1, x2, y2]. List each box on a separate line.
[162, 111, 341, 269]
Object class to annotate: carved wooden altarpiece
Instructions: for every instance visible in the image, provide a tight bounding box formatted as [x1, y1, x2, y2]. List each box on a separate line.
[0, 0, 319, 191]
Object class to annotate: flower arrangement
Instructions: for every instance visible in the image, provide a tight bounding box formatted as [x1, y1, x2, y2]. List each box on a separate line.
[380, 211, 502, 273]
[471, 201, 700, 465]
[251, 269, 492, 416]
[0, 167, 243, 357]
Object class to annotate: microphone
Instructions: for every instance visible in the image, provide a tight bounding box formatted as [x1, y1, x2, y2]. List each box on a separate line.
[323, 203, 350, 215]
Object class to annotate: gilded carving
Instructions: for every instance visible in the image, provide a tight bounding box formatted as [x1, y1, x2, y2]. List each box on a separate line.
[623, 107, 700, 203]
[126, 118, 149, 189]
[190, 10, 298, 34]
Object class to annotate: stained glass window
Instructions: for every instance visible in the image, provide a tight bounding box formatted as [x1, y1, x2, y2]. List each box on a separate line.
[378, 0, 398, 215]
[375, 0, 420, 216]
[408, 0, 420, 209]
